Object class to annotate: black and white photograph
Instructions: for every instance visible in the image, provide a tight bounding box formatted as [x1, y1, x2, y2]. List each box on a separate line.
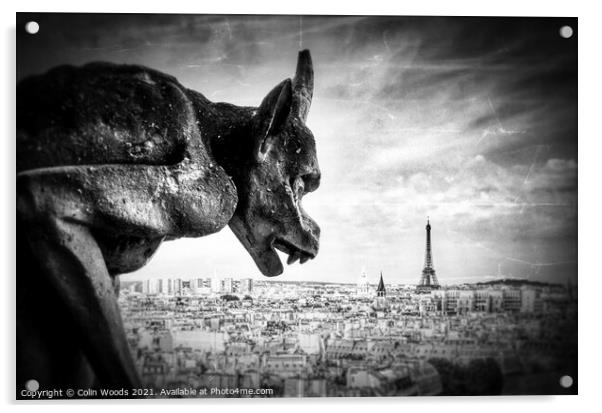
[15, 12, 577, 399]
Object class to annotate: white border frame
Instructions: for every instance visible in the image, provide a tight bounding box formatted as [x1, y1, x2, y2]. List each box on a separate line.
[3, 1, 599, 412]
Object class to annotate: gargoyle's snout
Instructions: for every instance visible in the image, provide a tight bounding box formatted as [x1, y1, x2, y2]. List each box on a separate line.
[274, 217, 320, 267]
[228, 213, 320, 278]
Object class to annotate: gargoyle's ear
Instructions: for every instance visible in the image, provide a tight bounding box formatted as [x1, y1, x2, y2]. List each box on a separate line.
[254, 78, 293, 161]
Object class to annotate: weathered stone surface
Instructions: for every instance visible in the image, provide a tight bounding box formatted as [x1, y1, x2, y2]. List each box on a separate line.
[16, 50, 321, 391]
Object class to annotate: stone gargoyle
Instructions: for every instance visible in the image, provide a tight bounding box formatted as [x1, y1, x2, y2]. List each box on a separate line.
[17, 50, 321, 391]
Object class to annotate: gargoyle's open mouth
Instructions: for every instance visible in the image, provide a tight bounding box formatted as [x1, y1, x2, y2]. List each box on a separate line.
[273, 238, 316, 265]
[228, 215, 319, 277]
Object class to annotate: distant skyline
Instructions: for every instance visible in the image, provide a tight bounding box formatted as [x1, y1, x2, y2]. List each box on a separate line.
[17, 14, 577, 284]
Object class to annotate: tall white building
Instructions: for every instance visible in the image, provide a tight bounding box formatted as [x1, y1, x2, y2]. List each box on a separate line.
[211, 271, 221, 293]
[221, 277, 233, 294]
[142, 279, 161, 295]
[173, 278, 183, 296]
[239, 278, 254, 295]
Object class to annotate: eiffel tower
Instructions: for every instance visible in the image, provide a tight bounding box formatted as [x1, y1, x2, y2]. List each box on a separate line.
[417, 218, 440, 292]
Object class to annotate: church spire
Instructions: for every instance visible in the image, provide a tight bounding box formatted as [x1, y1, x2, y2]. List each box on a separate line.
[377, 271, 386, 297]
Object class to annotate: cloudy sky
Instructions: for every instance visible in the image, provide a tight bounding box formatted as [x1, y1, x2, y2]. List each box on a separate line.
[17, 14, 577, 285]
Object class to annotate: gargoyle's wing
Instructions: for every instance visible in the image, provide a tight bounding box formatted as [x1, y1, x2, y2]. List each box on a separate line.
[17, 62, 201, 173]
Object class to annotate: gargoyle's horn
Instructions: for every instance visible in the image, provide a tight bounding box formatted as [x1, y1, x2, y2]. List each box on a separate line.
[292, 49, 314, 122]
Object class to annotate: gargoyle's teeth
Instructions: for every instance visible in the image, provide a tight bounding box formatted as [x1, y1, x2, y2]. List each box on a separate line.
[287, 252, 300, 265]
[300, 255, 310, 264]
